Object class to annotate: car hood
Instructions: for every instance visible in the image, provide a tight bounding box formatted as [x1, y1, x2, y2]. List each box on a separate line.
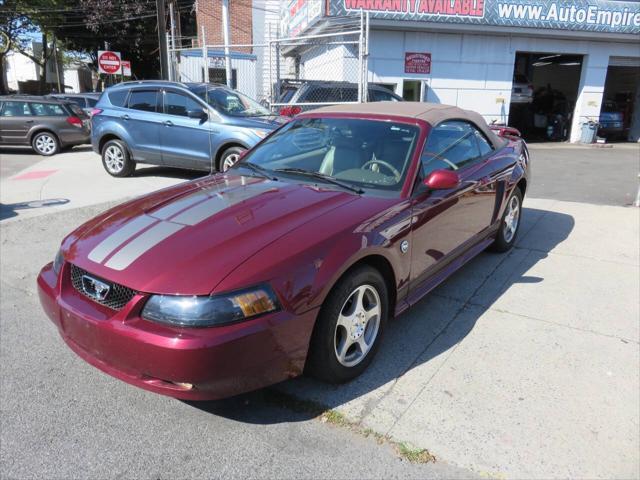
[63, 174, 358, 295]
[225, 115, 287, 129]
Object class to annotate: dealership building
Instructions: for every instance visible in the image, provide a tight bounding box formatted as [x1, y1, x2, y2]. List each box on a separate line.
[280, 0, 640, 142]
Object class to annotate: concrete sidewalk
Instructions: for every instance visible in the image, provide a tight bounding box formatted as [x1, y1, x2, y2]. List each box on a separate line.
[0, 148, 196, 222]
[278, 197, 640, 479]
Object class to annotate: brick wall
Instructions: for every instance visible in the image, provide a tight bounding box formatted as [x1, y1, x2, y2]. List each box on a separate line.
[197, 0, 253, 53]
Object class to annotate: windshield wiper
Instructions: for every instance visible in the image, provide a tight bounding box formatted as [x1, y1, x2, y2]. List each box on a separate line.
[238, 161, 278, 180]
[275, 168, 364, 194]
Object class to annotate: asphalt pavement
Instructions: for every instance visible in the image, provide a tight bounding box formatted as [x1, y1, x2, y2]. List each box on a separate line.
[0, 142, 638, 479]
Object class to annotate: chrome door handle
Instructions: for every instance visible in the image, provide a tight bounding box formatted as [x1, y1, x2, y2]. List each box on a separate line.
[25, 120, 34, 124]
[121, 114, 130, 120]
[164, 120, 173, 126]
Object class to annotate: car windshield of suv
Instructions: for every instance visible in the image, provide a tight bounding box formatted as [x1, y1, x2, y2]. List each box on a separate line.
[236, 117, 419, 195]
[193, 87, 270, 117]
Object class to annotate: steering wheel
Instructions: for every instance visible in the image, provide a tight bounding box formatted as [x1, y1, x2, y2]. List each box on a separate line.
[361, 159, 401, 180]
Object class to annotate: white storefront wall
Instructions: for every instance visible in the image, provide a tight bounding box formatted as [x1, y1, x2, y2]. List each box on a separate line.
[367, 29, 639, 142]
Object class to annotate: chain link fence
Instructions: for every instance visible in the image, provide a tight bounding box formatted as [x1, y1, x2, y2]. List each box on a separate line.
[168, 13, 369, 115]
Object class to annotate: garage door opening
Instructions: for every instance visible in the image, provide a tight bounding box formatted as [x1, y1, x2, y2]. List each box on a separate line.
[600, 61, 640, 142]
[509, 52, 583, 142]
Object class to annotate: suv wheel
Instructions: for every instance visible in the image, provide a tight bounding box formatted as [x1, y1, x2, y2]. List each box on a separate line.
[102, 139, 135, 177]
[32, 132, 59, 156]
[220, 146, 246, 172]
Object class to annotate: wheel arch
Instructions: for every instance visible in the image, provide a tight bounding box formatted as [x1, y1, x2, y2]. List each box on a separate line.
[29, 128, 60, 145]
[98, 133, 124, 153]
[214, 142, 249, 171]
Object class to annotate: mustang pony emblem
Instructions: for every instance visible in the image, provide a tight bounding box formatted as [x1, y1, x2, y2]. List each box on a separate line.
[81, 275, 111, 301]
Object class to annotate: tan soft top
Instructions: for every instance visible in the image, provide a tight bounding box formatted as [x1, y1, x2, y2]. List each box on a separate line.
[308, 102, 502, 148]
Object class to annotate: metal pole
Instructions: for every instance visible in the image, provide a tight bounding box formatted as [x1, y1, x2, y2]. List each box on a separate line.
[364, 11, 370, 102]
[221, 0, 232, 88]
[156, 0, 168, 79]
[166, 32, 172, 81]
[357, 10, 363, 103]
[52, 35, 62, 93]
[202, 26, 209, 84]
[169, 1, 176, 81]
[268, 24, 273, 106]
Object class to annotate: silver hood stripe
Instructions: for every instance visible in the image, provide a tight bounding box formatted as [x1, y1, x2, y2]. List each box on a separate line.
[88, 179, 279, 270]
[87, 216, 156, 264]
[104, 222, 184, 270]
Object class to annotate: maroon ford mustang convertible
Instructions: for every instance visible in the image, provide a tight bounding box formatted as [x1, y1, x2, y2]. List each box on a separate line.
[38, 103, 530, 400]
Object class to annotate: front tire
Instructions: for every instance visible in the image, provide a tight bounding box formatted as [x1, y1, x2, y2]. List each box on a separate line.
[101, 139, 135, 177]
[306, 266, 388, 383]
[490, 187, 523, 252]
[219, 146, 246, 172]
[32, 132, 59, 156]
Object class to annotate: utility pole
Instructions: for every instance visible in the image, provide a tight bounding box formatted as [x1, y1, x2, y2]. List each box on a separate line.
[156, 0, 168, 80]
[52, 35, 62, 93]
[221, 0, 232, 88]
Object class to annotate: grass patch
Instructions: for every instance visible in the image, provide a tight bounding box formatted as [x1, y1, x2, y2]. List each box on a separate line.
[263, 388, 436, 464]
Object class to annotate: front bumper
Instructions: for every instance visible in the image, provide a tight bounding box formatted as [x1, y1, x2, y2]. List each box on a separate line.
[37, 263, 317, 400]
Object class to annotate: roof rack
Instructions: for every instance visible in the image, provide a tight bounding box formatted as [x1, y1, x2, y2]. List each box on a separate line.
[115, 80, 188, 87]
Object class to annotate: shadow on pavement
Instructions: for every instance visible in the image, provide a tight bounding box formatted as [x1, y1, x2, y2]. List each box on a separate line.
[188, 207, 575, 423]
[0, 199, 70, 221]
[133, 165, 207, 180]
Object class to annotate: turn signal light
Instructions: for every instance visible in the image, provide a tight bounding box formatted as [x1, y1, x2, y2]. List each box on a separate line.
[90, 108, 103, 116]
[279, 106, 301, 117]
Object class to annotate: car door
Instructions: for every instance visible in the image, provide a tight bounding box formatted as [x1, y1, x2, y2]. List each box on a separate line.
[0, 101, 33, 145]
[159, 89, 214, 170]
[409, 120, 498, 288]
[124, 89, 163, 165]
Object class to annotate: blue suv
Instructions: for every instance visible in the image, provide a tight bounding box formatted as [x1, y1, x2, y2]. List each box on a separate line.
[91, 81, 285, 177]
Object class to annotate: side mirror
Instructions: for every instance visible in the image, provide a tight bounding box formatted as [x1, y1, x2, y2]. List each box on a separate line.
[423, 169, 460, 190]
[187, 109, 207, 120]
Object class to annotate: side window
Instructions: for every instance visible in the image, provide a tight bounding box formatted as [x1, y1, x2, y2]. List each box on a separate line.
[86, 97, 98, 107]
[128, 90, 158, 112]
[164, 91, 202, 117]
[108, 90, 128, 107]
[1, 101, 31, 116]
[304, 87, 335, 103]
[371, 89, 400, 102]
[30, 103, 66, 116]
[474, 128, 493, 157]
[421, 121, 481, 177]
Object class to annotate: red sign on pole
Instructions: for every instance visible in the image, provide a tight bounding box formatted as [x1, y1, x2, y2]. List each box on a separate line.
[404, 52, 431, 74]
[98, 50, 121, 75]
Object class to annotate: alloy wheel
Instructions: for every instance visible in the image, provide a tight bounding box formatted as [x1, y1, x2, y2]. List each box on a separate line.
[334, 284, 381, 368]
[222, 153, 239, 172]
[503, 194, 520, 243]
[104, 145, 125, 173]
[35, 134, 56, 155]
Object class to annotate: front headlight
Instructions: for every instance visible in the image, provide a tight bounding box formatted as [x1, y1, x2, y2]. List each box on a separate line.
[141, 285, 279, 327]
[250, 129, 269, 139]
[53, 249, 64, 275]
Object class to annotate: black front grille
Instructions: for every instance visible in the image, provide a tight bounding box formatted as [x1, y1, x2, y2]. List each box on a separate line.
[70, 264, 137, 311]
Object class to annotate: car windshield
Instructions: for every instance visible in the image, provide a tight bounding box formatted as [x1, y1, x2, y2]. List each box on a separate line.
[193, 87, 270, 117]
[235, 117, 420, 196]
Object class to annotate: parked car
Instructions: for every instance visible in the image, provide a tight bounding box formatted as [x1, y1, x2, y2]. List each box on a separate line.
[598, 100, 624, 138]
[0, 95, 91, 155]
[38, 102, 530, 400]
[275, 80, 403, 116]
[511, 74, 534, 104]
[49, 93, 101, 116]
[91, 81, 285, 177]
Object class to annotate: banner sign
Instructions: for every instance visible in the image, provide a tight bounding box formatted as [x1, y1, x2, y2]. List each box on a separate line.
[405, 52, 431, 73]
[280, 0, 324, 37]
[329, 0, 640, 35]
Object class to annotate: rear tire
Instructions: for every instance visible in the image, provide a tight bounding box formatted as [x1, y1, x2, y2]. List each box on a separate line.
[101, 139, 135, 177]
[490, 187, 523, 252]
[306, 266, 388, 383]
[32, 132, 60, 156]
[219, 146, 246, 172]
